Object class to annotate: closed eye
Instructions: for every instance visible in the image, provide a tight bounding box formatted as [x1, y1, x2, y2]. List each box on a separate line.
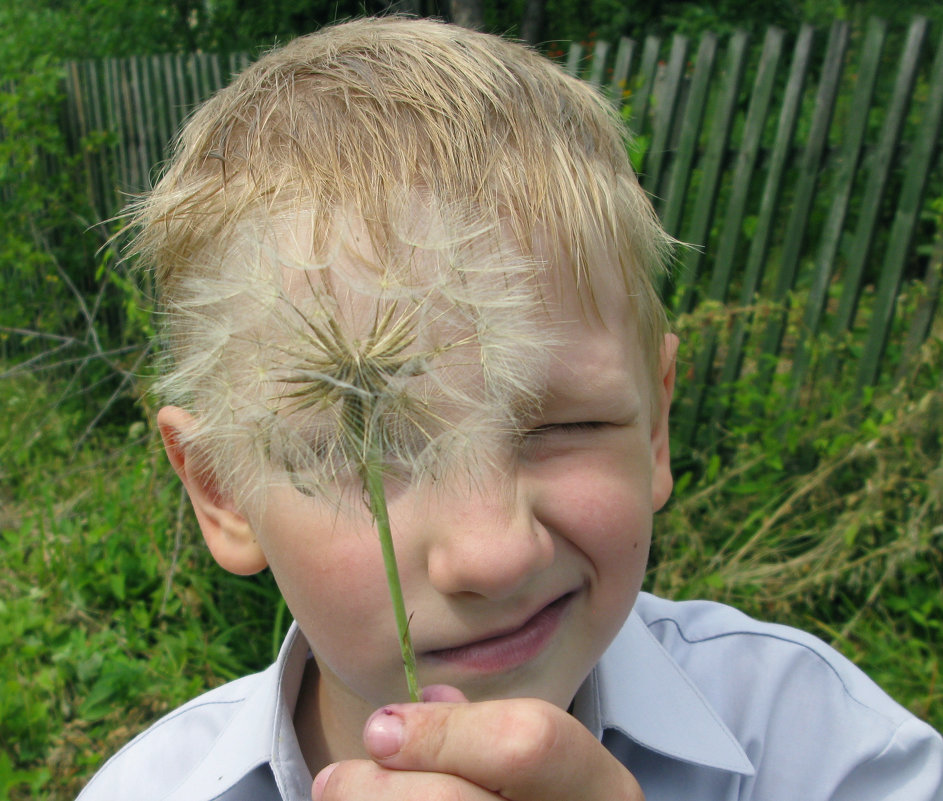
[529, 421, 609, 434]
[517, 420, 611, 460]
[518, 421, 610, 447]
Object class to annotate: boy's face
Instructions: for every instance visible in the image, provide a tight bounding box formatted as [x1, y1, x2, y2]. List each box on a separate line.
[162, 238, 676, 750]
[254, 252, 673, 701]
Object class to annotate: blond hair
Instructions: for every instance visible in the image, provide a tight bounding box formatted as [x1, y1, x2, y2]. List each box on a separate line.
[131, 17, 672, 505]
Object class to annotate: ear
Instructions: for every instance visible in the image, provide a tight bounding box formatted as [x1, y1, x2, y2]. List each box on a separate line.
[650, 333, 678, 512]
[157, 406, 268, 576]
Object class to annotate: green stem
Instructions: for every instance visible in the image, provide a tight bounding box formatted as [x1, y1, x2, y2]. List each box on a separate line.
[364, 448, 422, 702]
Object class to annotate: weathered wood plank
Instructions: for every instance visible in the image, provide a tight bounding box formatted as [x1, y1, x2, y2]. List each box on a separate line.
[708, 26, 784, 302]
[755, 20, 849, 374]
[673, 29, 749, 311]
[829, 16, 929, 345]
[564, 42, 582, 76]
[643, 33, 688, 195]
[149, 55, 172, 155]
[716, 24, 815, 396]
[128, 56, 151, 191]
[661, 32, 718, 238]
[625, 34, 661, 136]
[588, 39, 609, 87]
[857, 20, 943, 389]
[788, 17, 886, 399]
[608, 37, 635, 108]
[676, 28, 781, 445]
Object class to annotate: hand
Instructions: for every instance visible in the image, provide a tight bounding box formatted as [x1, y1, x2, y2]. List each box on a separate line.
[311, 686, 644, 801]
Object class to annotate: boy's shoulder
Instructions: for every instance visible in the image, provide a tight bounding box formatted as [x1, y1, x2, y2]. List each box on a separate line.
[631, 591, 909, 723]
[599, 593, 943, 801]
[75, 652, 301, 801]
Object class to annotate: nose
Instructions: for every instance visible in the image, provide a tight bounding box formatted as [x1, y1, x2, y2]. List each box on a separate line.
[423, 473, 555, 600]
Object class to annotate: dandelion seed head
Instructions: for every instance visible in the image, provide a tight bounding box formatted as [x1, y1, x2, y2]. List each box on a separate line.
[154, 200, 556, 514]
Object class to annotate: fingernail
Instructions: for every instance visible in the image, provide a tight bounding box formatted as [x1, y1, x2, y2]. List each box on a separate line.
[364, 707, 405, 759]
[312, 762, 337, 800]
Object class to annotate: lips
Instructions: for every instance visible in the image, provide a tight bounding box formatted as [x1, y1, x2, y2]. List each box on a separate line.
[423, 592, 575, 674]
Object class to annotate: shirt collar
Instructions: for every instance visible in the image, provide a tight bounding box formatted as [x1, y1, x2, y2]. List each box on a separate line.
[581, 609, 755, 776]
[165, 622, 312, 801]
[167, 610, 753, 801]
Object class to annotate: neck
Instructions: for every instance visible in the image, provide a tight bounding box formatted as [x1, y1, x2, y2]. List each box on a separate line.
[293, 658, 375, 775]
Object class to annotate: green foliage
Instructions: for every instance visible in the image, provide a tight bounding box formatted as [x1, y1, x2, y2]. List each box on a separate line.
[0, 371, 284, 800]
[5, 0, 940, 65]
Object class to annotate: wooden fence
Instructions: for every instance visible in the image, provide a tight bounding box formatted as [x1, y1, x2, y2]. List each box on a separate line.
[55, 17, 943, 446]
[574, 17, 943, 445]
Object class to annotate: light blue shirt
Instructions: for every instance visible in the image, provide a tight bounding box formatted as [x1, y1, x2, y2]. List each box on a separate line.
[77, 593, 943, 800]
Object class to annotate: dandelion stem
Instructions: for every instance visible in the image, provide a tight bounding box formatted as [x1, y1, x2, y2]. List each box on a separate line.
[364, 445, 422, 703]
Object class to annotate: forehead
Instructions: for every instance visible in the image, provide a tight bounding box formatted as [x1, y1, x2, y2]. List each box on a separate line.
[269, 206, 626, 317]
[543, 284, 648, 419]
[269, 212, 646, 408]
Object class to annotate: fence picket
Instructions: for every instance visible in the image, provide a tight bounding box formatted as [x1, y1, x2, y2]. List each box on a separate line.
[564, 42, 582, 76]
[625, 34, 660, 135]
[149, 55, 171, 154]
[85, 59, 112, 216]
[829, 16, 929, 352]
[676, 28, 778, 446]
[708, 26, 783, 303]
[608, 37, 635, 105]
[128, 57, 151, 191]
[643, 34, 688, 196]
[754, 20, 849, 387]
[661, 32, 718, 239]
[789, 17, 887, 401]
[173, 53, 189, 124]
[858, 22, 943, 389]
[588, 39, 609, 87]
[674, 29, 749, 312]
[103, 59, 126, 208]
[714, 24, 816, 407]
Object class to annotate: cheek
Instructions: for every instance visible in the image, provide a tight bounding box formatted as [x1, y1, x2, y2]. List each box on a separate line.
[255, 496, 398, 679]
[569, 483, 651, 584]
[540, 452, 653, 589]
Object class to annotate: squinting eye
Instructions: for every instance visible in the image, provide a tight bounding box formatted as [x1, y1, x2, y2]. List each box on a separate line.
[518, 421, 608, 459]
[530, 421, 608, 434]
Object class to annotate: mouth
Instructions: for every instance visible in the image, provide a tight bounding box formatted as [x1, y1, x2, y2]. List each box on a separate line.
[423, 592, 576, 674]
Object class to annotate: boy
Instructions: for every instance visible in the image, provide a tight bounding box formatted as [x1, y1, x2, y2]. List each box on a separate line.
[79, 16, 942, 801]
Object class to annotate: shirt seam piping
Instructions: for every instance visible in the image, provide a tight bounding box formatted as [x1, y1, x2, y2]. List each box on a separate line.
[643, 614, 901, 727]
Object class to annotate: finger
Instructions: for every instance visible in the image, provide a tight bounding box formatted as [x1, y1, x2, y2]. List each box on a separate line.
[312, 758, 495, 801]
[362, 698, 644, 801]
